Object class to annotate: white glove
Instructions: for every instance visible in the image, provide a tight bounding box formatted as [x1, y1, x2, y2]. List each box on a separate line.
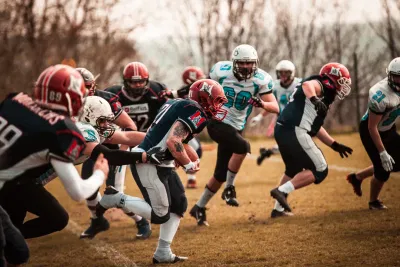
[184, 161, 200, 174]
[380, 150, 395, 172]
[249, 114, 263, 127]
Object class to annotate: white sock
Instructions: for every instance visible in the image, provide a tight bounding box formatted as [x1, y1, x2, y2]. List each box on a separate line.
[114, 165, 127, 192]
[86, 192, 102, 219]
[274, 200, 285, 212]
[124, 212, 143, 222]
[225, 169, 237, 187]
[278, 181, 295, 194]
[123, 195, 152, 220]
[159, 213, 181, 242]
[196, 187, 215, 208]
[187, 174, 196, 181]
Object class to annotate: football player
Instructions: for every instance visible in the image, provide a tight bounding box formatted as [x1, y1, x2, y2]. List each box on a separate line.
[97, 79, 227, 264]
[0, 65, 109, 243]
[189, 44, 279, 226]
[161, 66, 206, 188]
[347, 58, 400, 209]
[250, 60, 302, 165]
[0, 95, 158, 239]
[270, 63, 353, 217]
[76, 68, 150, 240]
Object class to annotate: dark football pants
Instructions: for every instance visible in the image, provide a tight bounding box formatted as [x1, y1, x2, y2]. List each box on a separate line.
[0, 182, 68, 239]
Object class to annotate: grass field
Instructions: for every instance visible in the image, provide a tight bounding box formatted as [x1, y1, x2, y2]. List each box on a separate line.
[26, 133, 400, 267]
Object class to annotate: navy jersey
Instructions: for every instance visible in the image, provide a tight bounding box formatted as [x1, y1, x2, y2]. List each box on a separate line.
[94, 90, 122, 119]
[105, 80, 167, 132]
[138, 99, 208, 162]
[277, 75, 337, 136]
[0, 93, 86, 188]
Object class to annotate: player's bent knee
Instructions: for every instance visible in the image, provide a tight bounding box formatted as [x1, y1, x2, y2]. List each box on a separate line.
[170, 194, 188, 217]
[374, 169, 390, 182]
[150, 210, 170, 224]
[314, 167, 329, 184]
[232, 139, 250, 154]
[51, 208, 69, 232]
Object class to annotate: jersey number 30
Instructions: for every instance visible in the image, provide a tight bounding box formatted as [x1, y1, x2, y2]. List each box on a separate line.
[223, 87, 252, 111]
[0, 116, 23, 156]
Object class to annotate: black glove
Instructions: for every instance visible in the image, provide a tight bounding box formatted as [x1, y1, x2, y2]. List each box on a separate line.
[248, 96, 263, 107]
[310, 96, 328, 117]
[146, 147, 167, 164]
[331, 141, 353, 158]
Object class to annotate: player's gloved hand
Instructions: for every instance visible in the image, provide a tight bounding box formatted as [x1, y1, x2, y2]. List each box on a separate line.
[379, 150, 395, 172]
[250, 114, 263, 127]
[310, 96, 328, 117]
[248, 96, 263, 107]
[145, 147, 166, 164]
[94, 153, 109, 178]
[158, 90, 174, 99]
[331, 141, 353, 158]
[177, 87, 189, 99]
[184, 161, 200, 174]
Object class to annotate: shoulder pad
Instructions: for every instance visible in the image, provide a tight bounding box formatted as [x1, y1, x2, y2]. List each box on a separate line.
[76, 122, 100, 143]
[210, 61, 233, 80]
[254, 69, 274, 88]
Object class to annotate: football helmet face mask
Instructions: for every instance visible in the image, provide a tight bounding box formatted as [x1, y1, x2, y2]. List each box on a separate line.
[182, 66, 206, 85]
[231, 44, 259, 80]
[276, 60, 295, 85]
[76, 67, 98, 96]
[189, 79, 228, 121]
[386, 57, 400, 92]
[123, 62, 149, 98]
[79, 96, 116, 138]
[34, 64, 87, 117]
[319, 62, 351, 100]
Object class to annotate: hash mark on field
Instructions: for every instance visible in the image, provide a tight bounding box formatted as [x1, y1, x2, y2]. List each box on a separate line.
[67, 220, 137, 267]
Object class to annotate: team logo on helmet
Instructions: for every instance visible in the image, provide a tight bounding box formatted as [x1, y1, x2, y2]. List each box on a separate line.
[329, 67, 341, 77]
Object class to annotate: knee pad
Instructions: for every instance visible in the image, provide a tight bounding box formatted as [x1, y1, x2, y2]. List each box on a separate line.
[314, 167, 329, 184]
[374, 168, 390, 182]
[232, 138, 250, 154]
[170, 194, 188, 217]
[150, 210, 170, 224]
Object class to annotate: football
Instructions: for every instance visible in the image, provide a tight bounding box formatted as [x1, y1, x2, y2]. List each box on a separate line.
[174, 143, 200, 168]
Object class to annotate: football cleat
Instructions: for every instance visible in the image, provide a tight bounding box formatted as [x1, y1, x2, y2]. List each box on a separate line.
[189, 205, 209, 226]
[153, 254, 188, 264]
[257, 148, 272, 166]
[271, 209, 294, 218]
[270, 188, 292, 212]
[80, 216, 110, 239]
[186, 179, 197, 189]
[135, 218, 152, 240]
[221, 185, 239, 206]
[346, 173, 362, 197]
[369, 200, 388, 210]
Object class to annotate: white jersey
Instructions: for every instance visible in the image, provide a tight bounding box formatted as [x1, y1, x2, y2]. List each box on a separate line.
[362, 78, 400, 132]
[210, 61, 274, 130]
[273, 77, 302, 111]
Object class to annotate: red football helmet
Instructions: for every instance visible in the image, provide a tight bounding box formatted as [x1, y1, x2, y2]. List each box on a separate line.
[76, 67, 98, 96]
[189, 79, 228, 121]
[123, 62, 149, 98]
[182, 66, 206, 85]
[34, 64, 87, 117]
[319, 62, 351, 100]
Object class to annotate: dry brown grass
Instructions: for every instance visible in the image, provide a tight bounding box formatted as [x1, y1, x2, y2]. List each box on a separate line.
[26, 133, 400, 267]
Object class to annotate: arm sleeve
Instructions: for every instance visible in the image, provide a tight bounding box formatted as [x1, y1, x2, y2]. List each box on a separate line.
[90, 144, 143, 165]
[50, 158, 105, 202]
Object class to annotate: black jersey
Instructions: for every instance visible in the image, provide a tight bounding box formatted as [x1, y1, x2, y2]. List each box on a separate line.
[94, 90, 122, 118]
[277, 75, 337, 136]
[0, 93, 86, 188]
[105, 81, 167, 132]
[139, 99, 208, 161]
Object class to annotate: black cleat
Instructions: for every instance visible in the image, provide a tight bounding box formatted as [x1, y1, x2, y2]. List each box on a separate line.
[346, 173, 362, 197]
[135, 218, 152, 240]
[369, 200, 388, 210]
[221, 185, 239, 207]
[270, 188, 292, 212]
[189, 205, 209, 226]
[153, 255, 188, 264]
[257, 148, 272, 166]
[271, 209, 294, 218]
[80, 216, 110, 239]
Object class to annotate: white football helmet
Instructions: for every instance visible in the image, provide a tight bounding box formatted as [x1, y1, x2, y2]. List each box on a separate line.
[79, 96, 116, 138]
[276, 60, 295, 80]
[231, 44, 259, 80]
[386, 57, 400, 91]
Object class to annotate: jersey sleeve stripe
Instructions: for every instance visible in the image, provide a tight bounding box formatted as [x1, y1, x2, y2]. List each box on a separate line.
[259, 91, 272, 95]
[177, 118, 193, 133]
